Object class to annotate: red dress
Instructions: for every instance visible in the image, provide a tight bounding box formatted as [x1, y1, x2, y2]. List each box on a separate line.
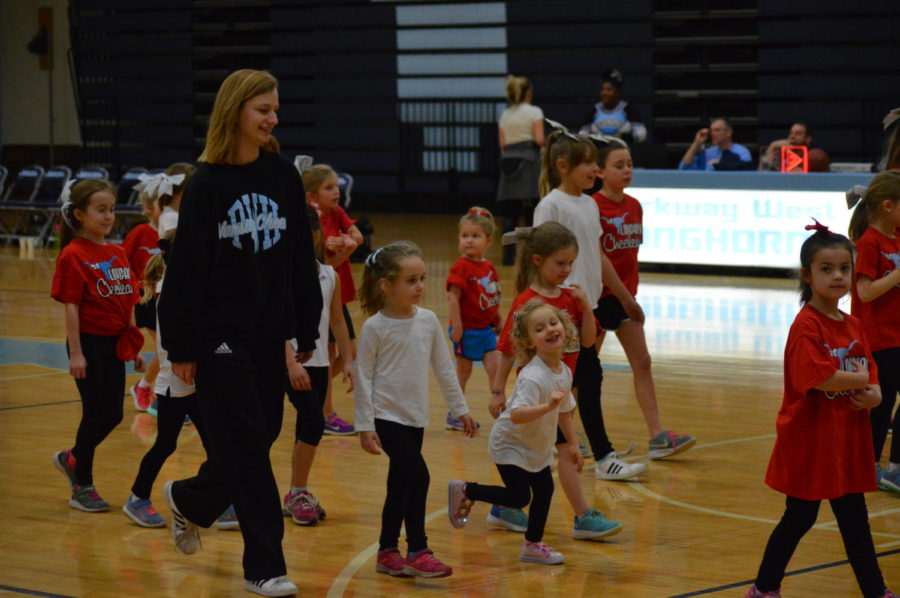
[445, 257, 501, 330]
[765, 305, 878, 500]
[851, 225, 900, 352]
[497, 287, 589, 374]
[593, 192, 643, 298]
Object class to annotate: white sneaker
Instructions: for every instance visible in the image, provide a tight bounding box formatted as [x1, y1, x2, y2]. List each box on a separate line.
[163, 481, 201, 555]
[595, 452, 648, 480]
[244, 576, 298, 597]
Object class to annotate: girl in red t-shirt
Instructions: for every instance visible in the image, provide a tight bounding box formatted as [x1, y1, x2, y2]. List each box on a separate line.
[591, 137, 696, 460]
[445, 206, 501, 431]
[302, 164, 362, 435]
[746, 222, 894, 598]
[492, 222, 622, 539]
[848, 170, 900, 493]
[51, 179, 145, 513]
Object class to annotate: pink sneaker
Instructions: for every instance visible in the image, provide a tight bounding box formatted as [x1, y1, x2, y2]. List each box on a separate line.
[880, 591, 897, 598]
[402, 549, 452, 578]
[130, 383, 153, 412]
[375, 548, 409, 577]
[744, 585, 781, 598]
[284, 490, 319, 526]
[447, 479, 473, 529]
[519, 541, 564, 565]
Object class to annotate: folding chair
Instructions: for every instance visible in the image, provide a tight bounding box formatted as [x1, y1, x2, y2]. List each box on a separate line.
[0, 165, 45, 243]
[73, 166, 110, 184]
[27, 166, 72, 246]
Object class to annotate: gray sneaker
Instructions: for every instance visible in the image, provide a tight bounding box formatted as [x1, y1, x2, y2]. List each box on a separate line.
[53, 450, 78, 489]
[878, 465, 900, 494]
[648, 430, 696, 460]
[163, 481, 201, 554]
[122, 495, 166, 528]
[69, 485, 109, 512]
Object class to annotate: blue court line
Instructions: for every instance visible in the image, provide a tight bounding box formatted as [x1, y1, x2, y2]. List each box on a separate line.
[0, 584, 77, 598]
[0, 337, 152, 374]
[668, 547, 900, 597]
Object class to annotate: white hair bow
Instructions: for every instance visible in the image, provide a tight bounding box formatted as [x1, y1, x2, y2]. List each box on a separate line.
[294, 155, 314, 175]
[501, 226, 533, 246]
[59, 179, 77, 229]
[545, 118, 580, 141]
[133, 172, 186, 199]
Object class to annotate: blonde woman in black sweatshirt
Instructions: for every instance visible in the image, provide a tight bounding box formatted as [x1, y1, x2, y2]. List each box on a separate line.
[158, 69, 321, 598]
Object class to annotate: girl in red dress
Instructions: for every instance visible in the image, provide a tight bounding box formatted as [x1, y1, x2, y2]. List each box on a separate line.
[746, 221, 894, 598]
[51, 178, 146, 512]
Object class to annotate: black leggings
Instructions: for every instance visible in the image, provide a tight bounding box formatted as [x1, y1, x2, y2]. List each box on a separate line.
[871, 347, 900, 464]
[465, 464, 554, 543]
[285, 365, 328, 446]
[573, 344, 613, 458]
[755, 493, 886, 598]
[67, 333, 124, 487]
[375, 418, 429, 553]
[131, 393, 209, 499]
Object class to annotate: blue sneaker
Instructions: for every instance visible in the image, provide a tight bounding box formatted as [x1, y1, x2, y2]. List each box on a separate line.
[878, 464, 900, 494]
[147, 399, 158, 418]
[572, 508, 623, 540]
[122, 495, 166, 528]
[486, 504, 527, 532]
[445, 412, 480, 432]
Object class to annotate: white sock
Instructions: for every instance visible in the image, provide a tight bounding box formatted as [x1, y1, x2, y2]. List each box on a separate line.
[138, 379, 151, 389]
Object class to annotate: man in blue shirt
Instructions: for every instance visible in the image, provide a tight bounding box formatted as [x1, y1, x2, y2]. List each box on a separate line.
[679, 117, 753, 171]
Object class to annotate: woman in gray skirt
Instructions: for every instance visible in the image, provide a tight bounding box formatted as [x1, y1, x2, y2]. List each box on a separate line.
[497, 75, 544, 265]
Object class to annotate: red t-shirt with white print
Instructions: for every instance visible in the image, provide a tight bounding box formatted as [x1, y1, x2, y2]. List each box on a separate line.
[851, 225, 900, 352]
[445, 256, 501, 330]
[765, 305, 878, 500]
[593, 192, 643, 298]
[51, 238, 140, 335]
[320, 206, 357, 305]
[497, 287, 587, 375]
[120, 222, 160, 287]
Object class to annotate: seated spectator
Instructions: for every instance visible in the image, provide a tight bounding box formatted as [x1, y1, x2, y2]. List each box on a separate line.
[679, 117, 753, 171]
[759, 122, 831, 172]
[580, 68, 647, 144]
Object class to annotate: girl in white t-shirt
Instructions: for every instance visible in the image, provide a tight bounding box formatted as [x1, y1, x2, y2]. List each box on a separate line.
[448, 301, 580, 566]
[355, 241, 477, 579]
[282, 205, 354, 526]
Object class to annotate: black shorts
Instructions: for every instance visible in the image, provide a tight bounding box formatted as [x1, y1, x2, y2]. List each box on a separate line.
[134, 295, 157, 330]
[327, 304, 356, 342]
[556, 426, 566, 446]
[594, 294, 629, 332]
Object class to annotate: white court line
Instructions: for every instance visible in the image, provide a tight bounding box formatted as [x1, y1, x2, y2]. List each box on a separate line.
[326, 434, 899, 596]
[326, 508, 449, 598]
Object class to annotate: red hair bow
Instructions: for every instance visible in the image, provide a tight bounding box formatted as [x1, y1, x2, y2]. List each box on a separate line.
[468, 207, 490, 217]
[804, 218, 831, 233]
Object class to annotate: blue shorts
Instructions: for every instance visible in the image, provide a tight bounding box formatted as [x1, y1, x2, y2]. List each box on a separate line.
[449, 326, 498, 361]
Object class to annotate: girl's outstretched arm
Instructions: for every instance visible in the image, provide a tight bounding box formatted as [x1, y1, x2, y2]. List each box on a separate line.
[65, 303, 86, 379]
[856, 270, 900, 303]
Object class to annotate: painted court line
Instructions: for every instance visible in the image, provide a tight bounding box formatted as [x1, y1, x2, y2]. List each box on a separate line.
[0, 584, 77, 598]
[0, 399, 81, 412]
[668, 547, 900, 598]
[0, 370, 67, 381]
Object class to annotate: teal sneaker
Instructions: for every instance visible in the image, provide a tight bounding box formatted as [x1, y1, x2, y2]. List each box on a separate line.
[486, 504, 527, 532]
[122, 495, 166, 528]
[648, 430, 696, 460]
[878, 464, 900, 494]
[572, 508, 622, 540]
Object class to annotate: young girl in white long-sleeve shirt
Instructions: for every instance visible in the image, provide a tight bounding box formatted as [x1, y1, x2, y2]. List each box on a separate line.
[354, 241, 477, 580]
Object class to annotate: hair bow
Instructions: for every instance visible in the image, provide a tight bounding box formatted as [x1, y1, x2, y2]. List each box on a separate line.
[804, 218, 831, 233]
[501, 226, 533, 246]
[468, 207, 490, 218]
[883, 107, 900, 132]
[59, 179, 77, 229]
[845, 185, 868, 210]
[365, 246, 384, 268]
[294, 155, 314, 175]
[134, 172, 186, 199]
[544, 118, 580, 142]
[309, 201, 324, 221]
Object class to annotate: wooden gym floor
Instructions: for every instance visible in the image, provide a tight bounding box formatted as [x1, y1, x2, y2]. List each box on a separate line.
[0, 213, 896, 598]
